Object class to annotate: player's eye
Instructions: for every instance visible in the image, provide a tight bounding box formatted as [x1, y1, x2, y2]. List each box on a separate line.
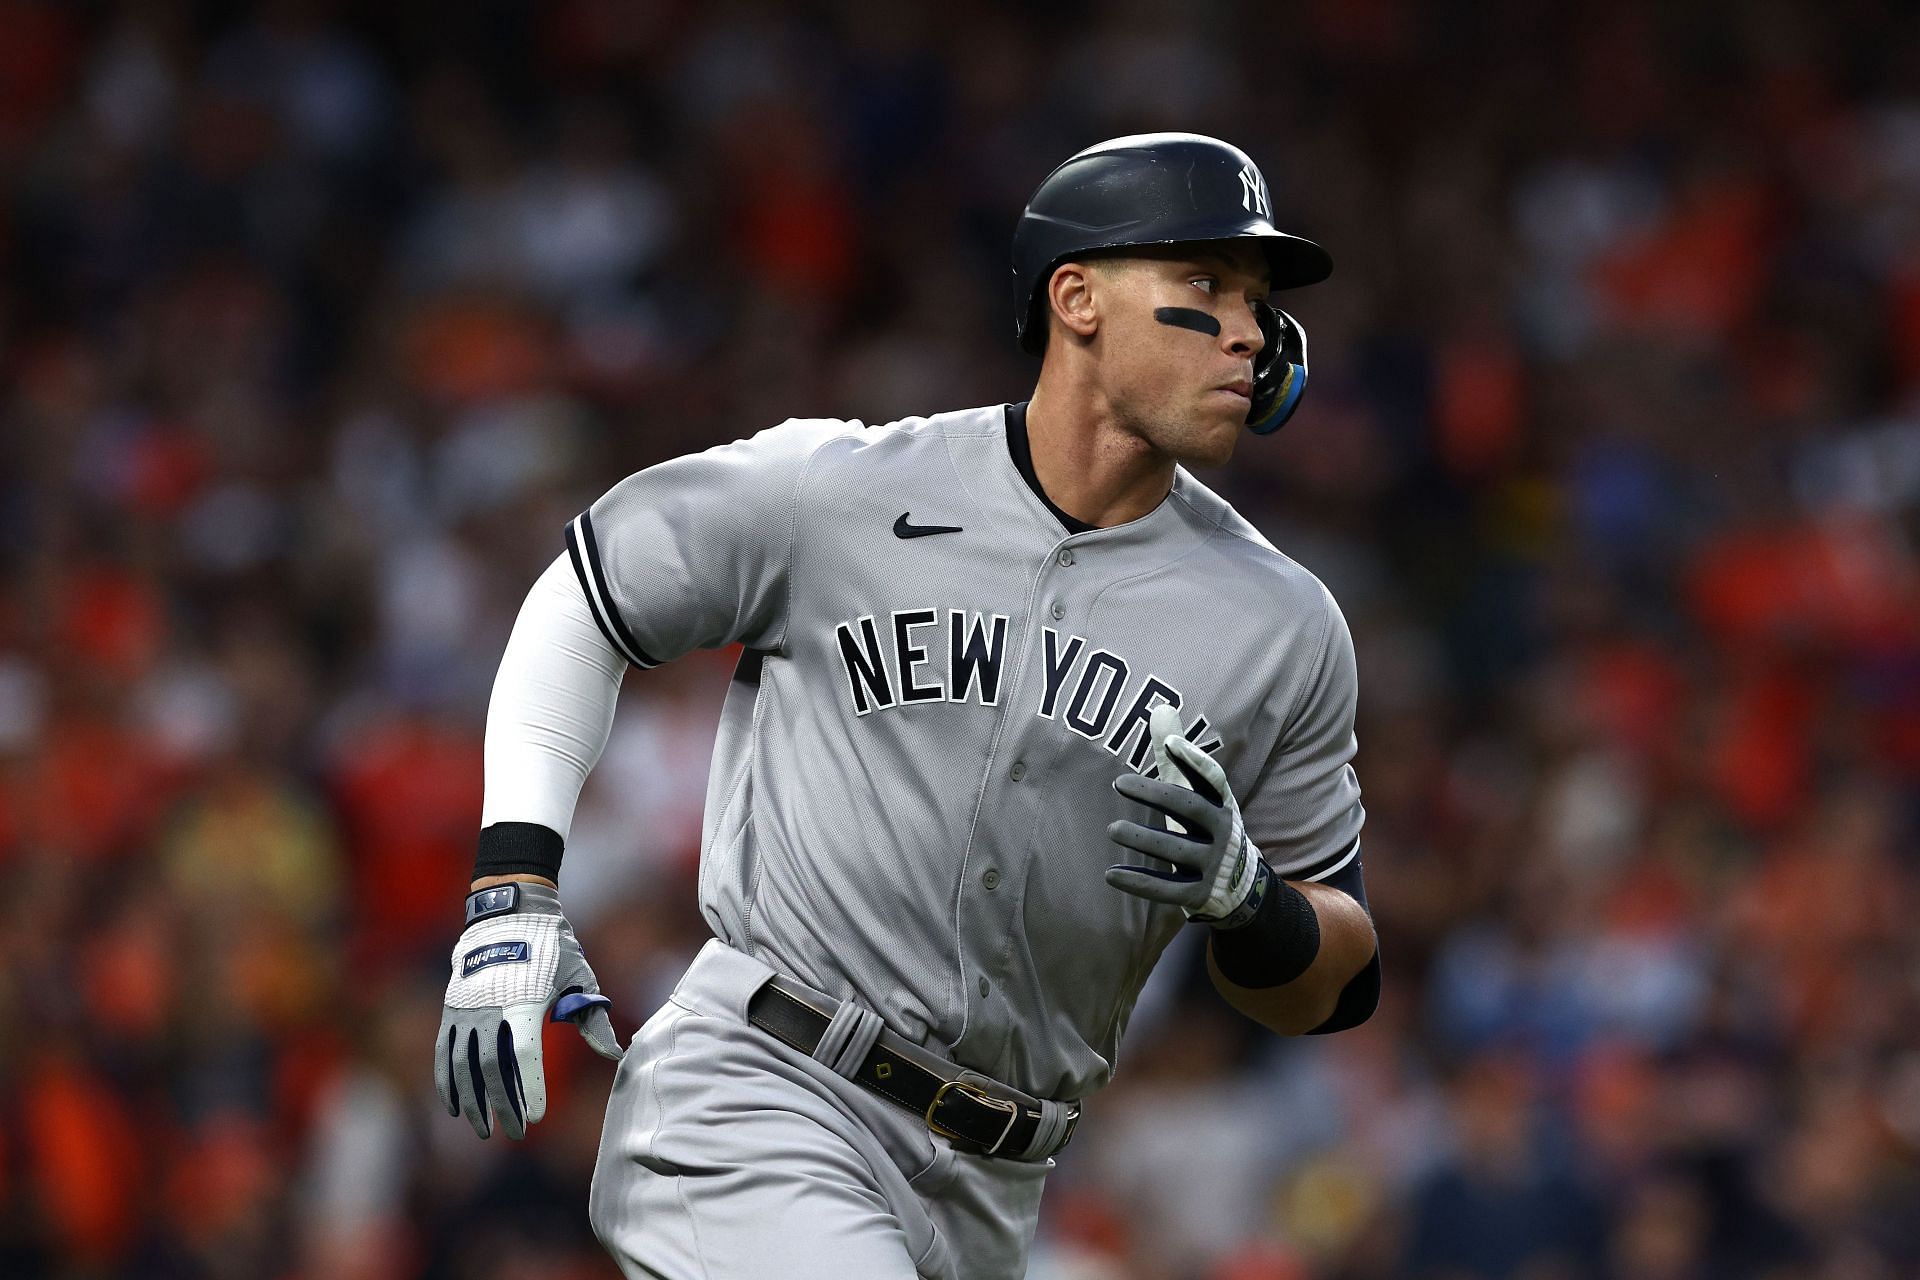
[1191, 276, 1219, 295]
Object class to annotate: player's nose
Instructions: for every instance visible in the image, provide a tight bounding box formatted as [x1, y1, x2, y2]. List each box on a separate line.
[1222, 306, 1265, 359]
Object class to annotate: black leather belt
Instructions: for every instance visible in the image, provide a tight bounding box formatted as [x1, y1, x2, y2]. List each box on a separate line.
[746, 978, 1078, 1161]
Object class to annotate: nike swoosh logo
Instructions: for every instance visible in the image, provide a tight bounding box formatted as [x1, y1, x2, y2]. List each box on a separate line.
[894, 512, 963, 539]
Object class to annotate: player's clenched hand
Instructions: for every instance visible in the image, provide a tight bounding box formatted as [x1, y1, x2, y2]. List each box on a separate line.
[1105, 705, 1269, 929]
[435, 881, 623, 1140]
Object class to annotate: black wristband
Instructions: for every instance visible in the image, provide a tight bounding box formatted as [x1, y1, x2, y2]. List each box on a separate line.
[1209, 873, 1321, 989]
[472, 821, 565, 881]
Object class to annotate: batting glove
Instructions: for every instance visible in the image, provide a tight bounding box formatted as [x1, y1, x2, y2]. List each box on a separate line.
[1105, 705, 1270, 929]
[435, 881, 623, 1140]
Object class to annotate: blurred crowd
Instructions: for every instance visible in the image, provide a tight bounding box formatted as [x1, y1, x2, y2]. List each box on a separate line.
[3, 1, 1919, 1277]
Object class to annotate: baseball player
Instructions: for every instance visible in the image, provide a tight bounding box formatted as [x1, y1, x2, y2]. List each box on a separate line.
[435, 133, 1379, 1279]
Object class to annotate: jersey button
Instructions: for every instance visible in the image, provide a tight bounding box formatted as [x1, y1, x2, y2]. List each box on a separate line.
[979, 976, 991, 997]
[983, 868, 1000, 890]
[1058, 549, 1075, 566]
[1009, 761, 1026, 781]
[1050, 600, 1066, 620]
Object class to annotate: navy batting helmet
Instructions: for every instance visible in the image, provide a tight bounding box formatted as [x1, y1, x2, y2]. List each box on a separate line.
[1011, 133, 1330, 434]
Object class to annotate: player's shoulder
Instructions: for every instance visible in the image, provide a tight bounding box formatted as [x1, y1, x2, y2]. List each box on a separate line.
[1168, 470, 1342, 618]
[740, 414, 868, 462]
[764, 405, 1003, 492]
[784, 404, 999, 452]
[755, 405, 996, 460]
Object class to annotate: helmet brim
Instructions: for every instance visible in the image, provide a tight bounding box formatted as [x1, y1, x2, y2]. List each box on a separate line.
[1122, 226, 1333, 290]
[1247, 229, 1335, 290]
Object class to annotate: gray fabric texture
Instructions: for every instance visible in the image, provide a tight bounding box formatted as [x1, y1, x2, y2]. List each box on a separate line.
[572, 405, 1365, 1101]
[589, 940, 1048, 1280]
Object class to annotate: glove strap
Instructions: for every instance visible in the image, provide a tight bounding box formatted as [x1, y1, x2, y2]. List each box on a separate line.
[1198, 854, 1271, 931]
[466, 883, 522, 925]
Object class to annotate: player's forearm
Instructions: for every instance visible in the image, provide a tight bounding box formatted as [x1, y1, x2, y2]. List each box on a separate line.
[1205, 880, 1376, 1036]
[470, 555, 626, 890]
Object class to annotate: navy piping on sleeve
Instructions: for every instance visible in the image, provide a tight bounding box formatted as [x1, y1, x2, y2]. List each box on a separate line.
[1287, 834, 1362, 886]
[565, 512, 662, 669]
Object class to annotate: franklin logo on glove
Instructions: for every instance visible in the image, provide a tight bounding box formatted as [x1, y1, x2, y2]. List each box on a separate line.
[436, 880, 623, 1140]
[462, 940, 531, 976]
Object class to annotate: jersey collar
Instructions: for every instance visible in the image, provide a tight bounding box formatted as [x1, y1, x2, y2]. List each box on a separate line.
[1004, 402, 1097, 536]
[990, 402, 1207, 552]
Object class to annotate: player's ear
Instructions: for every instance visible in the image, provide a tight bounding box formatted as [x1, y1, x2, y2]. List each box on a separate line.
[1046, 261, 1102, 345]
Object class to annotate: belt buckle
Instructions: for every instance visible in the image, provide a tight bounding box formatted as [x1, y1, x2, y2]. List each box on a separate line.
[1058, 1102, 1082, 1152]
[926, 1079, 1020, 1157]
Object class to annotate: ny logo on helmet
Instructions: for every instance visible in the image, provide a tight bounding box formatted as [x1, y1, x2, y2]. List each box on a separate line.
[1238, 164, 1270, 217]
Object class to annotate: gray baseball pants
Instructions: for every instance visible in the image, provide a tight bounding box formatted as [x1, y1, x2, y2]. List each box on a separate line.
[588, 940, 1052, 1279]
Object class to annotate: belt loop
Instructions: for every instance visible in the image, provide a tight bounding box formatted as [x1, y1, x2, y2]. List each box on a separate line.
[1017, 1098, 1079, 1162]
[811, 999, 885, 1080]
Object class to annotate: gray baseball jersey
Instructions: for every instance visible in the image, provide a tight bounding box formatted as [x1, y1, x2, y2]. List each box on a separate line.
[565, 402, 1363, 1102]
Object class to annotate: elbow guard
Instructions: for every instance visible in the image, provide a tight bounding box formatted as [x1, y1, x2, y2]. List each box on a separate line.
[1306, 948, 1380, 1035]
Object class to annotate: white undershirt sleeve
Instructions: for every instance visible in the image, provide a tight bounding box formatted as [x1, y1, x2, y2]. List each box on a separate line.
[480, 553, 627, 840]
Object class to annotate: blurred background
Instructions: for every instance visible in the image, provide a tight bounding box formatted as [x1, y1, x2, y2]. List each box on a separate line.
[3, 1, 1919, 1277]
